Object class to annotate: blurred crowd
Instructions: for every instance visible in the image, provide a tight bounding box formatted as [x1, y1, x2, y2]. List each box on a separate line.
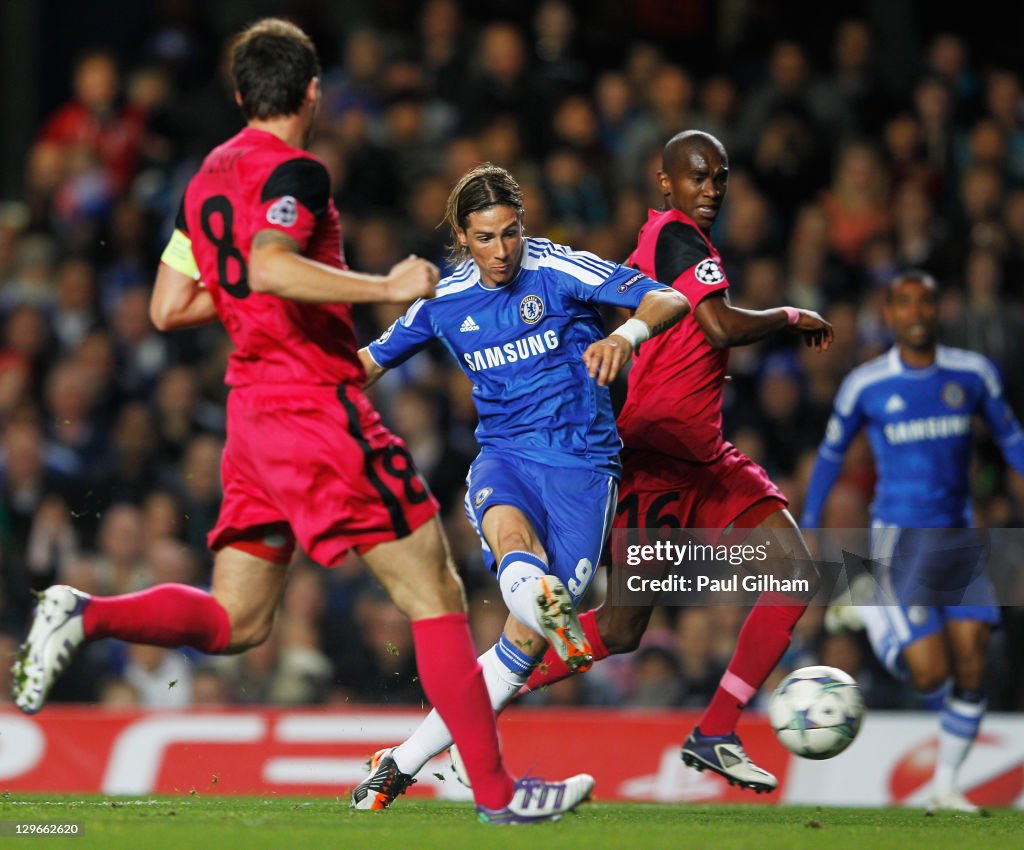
[1, 0, 1023, 713]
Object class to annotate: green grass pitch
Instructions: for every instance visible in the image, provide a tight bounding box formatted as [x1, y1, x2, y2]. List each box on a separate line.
[1, 796, 1020, 850]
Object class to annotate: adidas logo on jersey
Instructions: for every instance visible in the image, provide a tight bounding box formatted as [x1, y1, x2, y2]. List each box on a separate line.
[460, 315, 480, 332]
[884, 394, 907, 413]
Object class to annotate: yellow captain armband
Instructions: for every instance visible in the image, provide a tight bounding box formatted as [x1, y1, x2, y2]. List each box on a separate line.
[160, 229, 201, 281]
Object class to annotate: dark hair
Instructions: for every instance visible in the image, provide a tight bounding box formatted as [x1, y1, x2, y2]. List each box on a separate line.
[72, 46, 118, 76]
[443, 164, 524, 263]
[886, 268, 938, 300]
[231, 18, 321, 121]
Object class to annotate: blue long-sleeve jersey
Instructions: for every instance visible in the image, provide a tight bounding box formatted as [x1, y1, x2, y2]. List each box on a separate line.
[802, 345, 1024, 527]
[368, 237, 669, 476]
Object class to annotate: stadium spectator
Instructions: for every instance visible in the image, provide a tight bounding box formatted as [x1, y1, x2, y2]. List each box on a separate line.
[93, 503, 148, 595]
[924, 33, 981, 126]
[529, 0, 588, 109]
[86, 401, 164, 515]
[459, 22, 537, 151]
[910, 75, 958, 207]
[36, 48, 145, 197]
[617, 64, 697, 192]
[818, 141, 892, 269]
[981, 69, 1024, 187]
[735, 39, 850, 165]
[415, 0, 470, 104]
[593, 71, 638, 156]
[823, 18, 893, 137]
[3, 304, 55, 397]
[51, 257, 102, 355]
[882, 111, 945, 203]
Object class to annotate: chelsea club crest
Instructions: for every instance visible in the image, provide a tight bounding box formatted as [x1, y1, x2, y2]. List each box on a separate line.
[942, 381, 965, 409]
[519, 295, 545, 324]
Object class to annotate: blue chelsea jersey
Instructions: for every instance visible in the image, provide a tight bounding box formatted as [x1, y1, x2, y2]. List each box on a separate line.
[368, 238, 668, 475]
[807, 345, 1024, 527]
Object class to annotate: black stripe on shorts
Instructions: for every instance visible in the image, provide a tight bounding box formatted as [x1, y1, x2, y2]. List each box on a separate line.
[336, 388, 411, 538]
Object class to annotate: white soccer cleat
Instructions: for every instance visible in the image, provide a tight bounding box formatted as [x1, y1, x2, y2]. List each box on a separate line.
[350, 747, 417, 810]
[681, 728, 778, 793]
[476, 773, 595, 824]
[927, 788, 981, 814]
[534, 575, 592, 672]
[824, 604, 864, 634]
[11, 585, 89, 714]
[825, 573, 876, 633]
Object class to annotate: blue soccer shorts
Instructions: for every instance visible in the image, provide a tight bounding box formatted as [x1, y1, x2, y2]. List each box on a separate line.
[463, 450, 618, 602]
[860, 523, 1000, 678]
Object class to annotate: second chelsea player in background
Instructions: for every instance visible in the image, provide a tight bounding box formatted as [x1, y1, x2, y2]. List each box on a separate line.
[351, 163, 688, 809]
[802, 269, 1024, 813]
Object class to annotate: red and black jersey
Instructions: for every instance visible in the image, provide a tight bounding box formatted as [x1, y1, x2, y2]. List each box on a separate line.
[180, 127, 363, 388]
[617, 208, 732, 463]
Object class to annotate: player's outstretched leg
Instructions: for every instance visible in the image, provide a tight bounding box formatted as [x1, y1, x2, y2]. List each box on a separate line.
[682, 507, 814, 792]
[534, 575, 592, 673]
[362, 519, 596, 823]
[12, 550, 279, 714]
[12, 586, 88, 714]
[680, 729, 777, 793]
[352, 630, 540, 808]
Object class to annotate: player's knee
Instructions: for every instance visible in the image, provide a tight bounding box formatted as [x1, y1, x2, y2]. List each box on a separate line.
[405, 557, 467, 618]
[434, 559, 468, 612]
[603, 627, 643, 655]
[777, 544, 820, 597]
[226, 614, 274, 652]
[909, 668, 949, 695]
[597, 611, 648, 654]
[495, 530, 536, 558]
[952, 655, 985, 690]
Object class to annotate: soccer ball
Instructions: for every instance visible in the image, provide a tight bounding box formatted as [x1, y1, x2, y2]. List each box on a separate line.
[769, 665, 864, 759]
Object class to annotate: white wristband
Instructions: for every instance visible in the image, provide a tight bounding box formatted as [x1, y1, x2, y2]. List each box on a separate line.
[611, 317, 651, 348]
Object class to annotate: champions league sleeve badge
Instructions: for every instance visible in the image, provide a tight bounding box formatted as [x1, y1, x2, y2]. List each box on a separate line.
[267, 195, 299, 227]
[694, 258, 725, 285]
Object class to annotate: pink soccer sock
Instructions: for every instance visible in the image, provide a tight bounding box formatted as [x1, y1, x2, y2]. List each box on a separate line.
[524, 608, 609, 691]
[83, 583, 232, 653]
[699, 593, 805, 735]
[410, 613, 514, 810]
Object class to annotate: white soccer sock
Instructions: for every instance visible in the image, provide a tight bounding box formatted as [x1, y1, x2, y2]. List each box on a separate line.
[391, 640, 534, 776]
[497, 550, 548, 635]
[932, 688, 986, 793]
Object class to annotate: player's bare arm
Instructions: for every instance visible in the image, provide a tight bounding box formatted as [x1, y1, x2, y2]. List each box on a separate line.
[249, 229, 439, 305]
[150, 262, 219, 331]
[583, 288, 689, 386]
[358, 348, 387, 388]
[695, 291, 833, 352]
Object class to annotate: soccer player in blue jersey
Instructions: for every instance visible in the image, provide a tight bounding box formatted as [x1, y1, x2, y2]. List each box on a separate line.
[351, 163, 689, 809]
[802, 269, 1024, 813]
